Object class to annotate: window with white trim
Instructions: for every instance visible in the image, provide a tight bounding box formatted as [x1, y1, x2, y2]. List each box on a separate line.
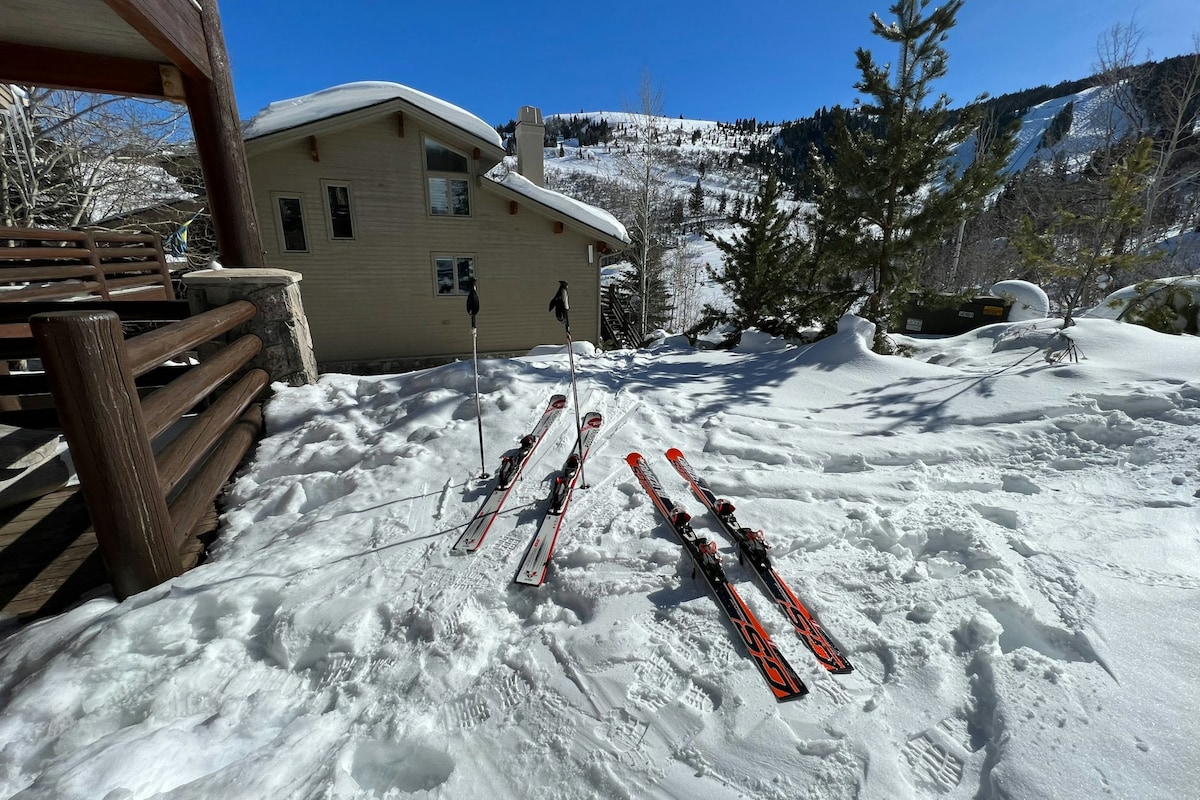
[434, 254, 475, 295]
[322, 181, 355, 239]
[273, 193, 308, 253]
[425, 137, 471, 217]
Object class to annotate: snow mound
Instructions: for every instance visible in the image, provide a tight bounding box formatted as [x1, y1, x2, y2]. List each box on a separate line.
[1085, 276, 1200, 334]
[732, 328, 789, 352]
[525, 340, 597, 358]
[792, 314, 878, 364]
[991, 280, 1050, 321]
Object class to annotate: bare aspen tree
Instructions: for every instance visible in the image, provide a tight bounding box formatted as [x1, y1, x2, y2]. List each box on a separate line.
[1096, 19, 1150, 132]
[616, 71, 673, 339]
[1134, 37, 1200, 265]
[667, 236, 703, 332]
[1, 87, 190, 229]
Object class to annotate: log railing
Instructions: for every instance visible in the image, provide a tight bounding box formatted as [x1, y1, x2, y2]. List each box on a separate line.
[0, 300, 192, 429]
[29, 302, 267, 597]
[1, 227, 175, 302]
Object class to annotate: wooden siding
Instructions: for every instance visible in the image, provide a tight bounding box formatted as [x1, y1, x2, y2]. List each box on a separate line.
[249, 114, 603, 365]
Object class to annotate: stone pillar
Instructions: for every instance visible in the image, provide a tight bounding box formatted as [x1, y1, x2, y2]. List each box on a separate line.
[183, 268, 317, 386]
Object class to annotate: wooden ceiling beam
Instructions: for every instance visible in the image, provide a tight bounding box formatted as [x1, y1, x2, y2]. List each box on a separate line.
[0, 43, 170, 99]
[105, 0, 211, 80]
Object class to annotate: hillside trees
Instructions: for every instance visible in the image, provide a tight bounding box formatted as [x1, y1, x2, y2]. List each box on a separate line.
[990, 26, 1200, 312]
[1087, 22, 1200, 266]
[812, 0, 1015, 352]
[1128, 47, 1200, 261]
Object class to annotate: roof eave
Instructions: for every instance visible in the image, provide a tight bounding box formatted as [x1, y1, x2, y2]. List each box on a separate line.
[244, 97, 506, 166]
[481, 178, 628, 252]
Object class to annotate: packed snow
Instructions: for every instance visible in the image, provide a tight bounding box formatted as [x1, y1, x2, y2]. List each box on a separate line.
[2, 314, 1199, 799]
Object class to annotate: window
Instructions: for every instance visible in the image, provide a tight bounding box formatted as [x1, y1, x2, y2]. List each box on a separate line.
[425, 137, 470, 217]
[426, 139, 468, 171]
[323, 181, 355, 239]
[274, 194, 308, 252]
[434, 254, 475, 295]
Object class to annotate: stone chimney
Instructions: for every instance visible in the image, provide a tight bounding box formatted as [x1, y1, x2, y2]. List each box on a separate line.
[515, 105, 545, 187]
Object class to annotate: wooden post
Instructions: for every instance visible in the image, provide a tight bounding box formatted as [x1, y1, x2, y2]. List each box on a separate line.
[184, 0, 265, 268]
[31, 311, 182, 598]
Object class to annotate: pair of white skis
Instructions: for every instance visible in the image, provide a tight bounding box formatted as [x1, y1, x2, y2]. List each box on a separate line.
[451, 394, 602, 586]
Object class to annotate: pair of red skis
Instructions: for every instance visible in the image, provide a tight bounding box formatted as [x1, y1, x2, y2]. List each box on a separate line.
[627, 449, 852, 702]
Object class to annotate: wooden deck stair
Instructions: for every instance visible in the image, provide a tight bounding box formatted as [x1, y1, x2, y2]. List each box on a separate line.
[0, 489, 105, 623]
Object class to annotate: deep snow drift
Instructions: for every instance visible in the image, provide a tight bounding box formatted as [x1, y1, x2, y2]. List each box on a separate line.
[2, 316, 1199, 799]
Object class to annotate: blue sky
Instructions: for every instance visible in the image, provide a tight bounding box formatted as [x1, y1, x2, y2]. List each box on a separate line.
[221, 1, 1198, 127]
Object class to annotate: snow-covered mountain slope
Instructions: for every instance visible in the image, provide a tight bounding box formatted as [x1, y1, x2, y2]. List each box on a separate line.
[538, 80, 1146, 212]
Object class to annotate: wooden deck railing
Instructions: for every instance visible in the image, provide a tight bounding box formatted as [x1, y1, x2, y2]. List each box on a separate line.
[28, 303, 268, 597]
[2, 260, 313, 622]
[1, 227, 174, 303]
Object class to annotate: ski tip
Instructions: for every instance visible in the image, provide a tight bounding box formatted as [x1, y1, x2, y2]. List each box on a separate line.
[625, 452, 644, 467]
[665, 447, 684, 460]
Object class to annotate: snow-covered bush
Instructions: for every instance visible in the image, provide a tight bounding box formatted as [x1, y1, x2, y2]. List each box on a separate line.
[1088, 276, 1200, 334]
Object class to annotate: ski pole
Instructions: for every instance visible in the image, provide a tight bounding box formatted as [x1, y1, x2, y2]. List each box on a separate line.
[467, 278, 488, 478]
[549, 281, 587, 488]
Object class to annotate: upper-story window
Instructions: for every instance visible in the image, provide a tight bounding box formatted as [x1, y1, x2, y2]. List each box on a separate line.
[425, 138, 470, 217]
[323, 181, 355, 239]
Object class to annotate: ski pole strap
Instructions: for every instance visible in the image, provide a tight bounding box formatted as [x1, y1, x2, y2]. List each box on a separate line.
[549, 280, 570, 324]
[467, 278, 480, 327]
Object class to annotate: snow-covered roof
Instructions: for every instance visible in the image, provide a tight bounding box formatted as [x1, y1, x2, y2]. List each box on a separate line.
[243, 81, 503, 148]
[492, 171, 630, 245]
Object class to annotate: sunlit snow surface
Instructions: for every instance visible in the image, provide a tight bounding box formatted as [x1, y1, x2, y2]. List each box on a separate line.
[2, 316, 1199, 799]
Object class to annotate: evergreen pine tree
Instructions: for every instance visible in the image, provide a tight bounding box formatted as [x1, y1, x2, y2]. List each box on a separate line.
[618, 225, 672, 333]
[813, 0, 1016, 352]
[701, 174, 800, 336]
[688, 178, 705, 216]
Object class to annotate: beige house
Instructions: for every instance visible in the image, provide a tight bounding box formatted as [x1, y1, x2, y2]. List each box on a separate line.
[242, 82, 629, 371]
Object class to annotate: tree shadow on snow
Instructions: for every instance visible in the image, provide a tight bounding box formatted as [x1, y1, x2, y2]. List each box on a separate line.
[832, 358, 1066, 433]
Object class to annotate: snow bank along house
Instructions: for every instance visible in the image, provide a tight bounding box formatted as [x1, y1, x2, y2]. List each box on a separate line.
[243, 82, 630, 372]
